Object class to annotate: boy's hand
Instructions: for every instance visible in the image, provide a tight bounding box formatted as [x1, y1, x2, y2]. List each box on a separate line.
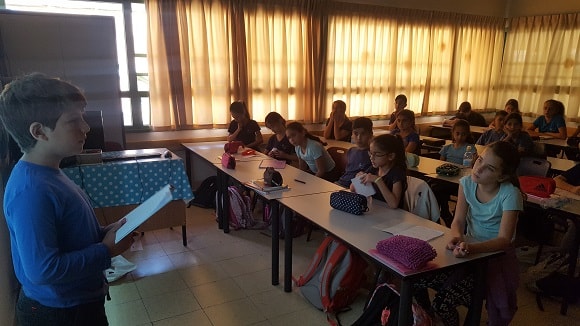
[102, 218, 135, 257]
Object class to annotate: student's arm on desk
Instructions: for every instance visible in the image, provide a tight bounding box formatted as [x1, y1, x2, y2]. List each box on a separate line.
[554, 175, 580, 195]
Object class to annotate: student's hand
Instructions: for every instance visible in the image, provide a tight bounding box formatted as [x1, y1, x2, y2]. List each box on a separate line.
[102, 218, 135, 257]
[452, 241, 470, 258]
[360, 173, 378, 185]
[446, 237, 462, 250]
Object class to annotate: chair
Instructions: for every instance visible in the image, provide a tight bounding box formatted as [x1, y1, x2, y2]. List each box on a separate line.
[404, 176, 440, 223]
[517, 157, 551, 177]
[326, 146, 348, 177]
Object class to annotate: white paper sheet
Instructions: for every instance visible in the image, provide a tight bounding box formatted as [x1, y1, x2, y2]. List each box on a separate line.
[350, 177, 376, 197]
[115, 185, 173, 243]
[381, 223, 444, 242]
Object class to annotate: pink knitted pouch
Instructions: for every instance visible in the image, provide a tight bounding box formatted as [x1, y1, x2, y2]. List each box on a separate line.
[376, 235, 437, 270]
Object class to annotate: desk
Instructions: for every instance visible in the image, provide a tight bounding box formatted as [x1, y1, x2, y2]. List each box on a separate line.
[63, 149, 193, 245]
[430, 124, 488, 140]
[278, 192, 499, 325]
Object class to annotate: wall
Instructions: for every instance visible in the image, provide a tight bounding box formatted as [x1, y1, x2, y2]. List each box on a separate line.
[509, 0, 580, 17]
[336, 0, 508, 17]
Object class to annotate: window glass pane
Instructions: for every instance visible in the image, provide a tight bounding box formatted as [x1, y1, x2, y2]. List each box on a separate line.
[141, 97, 150, 126]
[121, 97, 133, 126]
[137, 75, 149, 92]
[135, 57, 149, 74]
[131, 3, 148, 55]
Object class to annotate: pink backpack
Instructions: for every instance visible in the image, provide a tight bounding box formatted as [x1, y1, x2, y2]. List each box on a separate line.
[219, 186, 257, 230]
[295, 236, 368, 325]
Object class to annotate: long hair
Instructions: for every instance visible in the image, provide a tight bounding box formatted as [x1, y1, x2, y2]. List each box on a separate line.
[286, 121, 326, 145]
[452, 119, 474, 143]
[230, 101, 250, 119]
[265, 111, 285, 126]
[371, 134, 407, 171]
[485, 141, 521, 190]
[505, 99, 519, 113]
[545, 99, 565, 116]
[397, 109, 416, 131]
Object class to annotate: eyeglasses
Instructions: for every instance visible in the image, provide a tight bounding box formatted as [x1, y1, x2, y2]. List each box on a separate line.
[368, 151, 388, 158]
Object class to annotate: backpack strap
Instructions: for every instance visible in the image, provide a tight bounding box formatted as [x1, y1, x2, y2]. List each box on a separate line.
[320, 241, 349, 313]
[295, 236, 335, 286]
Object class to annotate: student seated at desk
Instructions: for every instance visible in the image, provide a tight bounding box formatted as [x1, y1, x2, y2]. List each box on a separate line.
[264, 112, 297, 164]
[489, 99, 519, 129]
[435, 119, 477, 226]
[0, 74, 134, 326]
[227, 101, 263, 150]
[501, 113, 534, 156]
[443, 101, 488, 128]
[554, 163, 580, 195]
[527, 99, 567, 140]
[387, 94, 407, 131]
[336, 117, 373, 188]
[323, 100, 352, 142]
[415, 141, 523, 326]
[286, 121, 339, 182]
[392, 109, 421, 155]
[350, 134, 407, 209]
[477, 110, 507, 145]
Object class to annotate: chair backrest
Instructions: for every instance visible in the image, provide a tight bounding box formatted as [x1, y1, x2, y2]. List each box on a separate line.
[404, 176, 440, 222]
[517, 156, 551, 177]
[327, 147, 348, 176]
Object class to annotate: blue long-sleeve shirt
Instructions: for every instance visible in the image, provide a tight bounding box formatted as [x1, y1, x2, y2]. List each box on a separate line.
[4, 160, 111, 308]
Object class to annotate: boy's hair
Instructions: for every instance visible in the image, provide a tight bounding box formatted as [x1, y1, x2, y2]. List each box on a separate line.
[286, 121, 327, 145]
[395, 94, 407, 105]
[265, 111, 285, 126]
[485, 141, 521, 190]
[495, 110, 508, 118]
[505, 99, 519, 112]
[504, 112, 523, 125]
[352, 117, 373, 133]
[458, 101, 472, 113]
[0, 73, 87, 153]
[230, 101, 251, 118]
[545, 99, 565, 116]
[332, 100, 347, 112]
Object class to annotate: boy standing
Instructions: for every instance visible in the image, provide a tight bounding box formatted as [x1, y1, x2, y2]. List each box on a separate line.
[0, 74, 133, 326]
[337, 117, 373, 187]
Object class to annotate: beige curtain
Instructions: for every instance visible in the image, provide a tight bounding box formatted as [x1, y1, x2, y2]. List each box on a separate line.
[325, 4, 504, 118]
[496, 14, 580, 120]
[146, 0, 323, 130]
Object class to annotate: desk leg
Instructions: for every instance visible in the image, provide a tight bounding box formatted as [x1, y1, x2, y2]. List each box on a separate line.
[184, 146, 192, 182]
[220, 171, 230, 233]
[182, 225, 187, 246]
[398, 279, 413, 325]
[271, 201, 280, 286]
[465, 261, 486, 326]
[284, 207, 293, 292]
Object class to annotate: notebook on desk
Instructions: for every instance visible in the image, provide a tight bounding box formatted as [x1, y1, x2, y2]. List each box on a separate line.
[101, 149, 163, 162]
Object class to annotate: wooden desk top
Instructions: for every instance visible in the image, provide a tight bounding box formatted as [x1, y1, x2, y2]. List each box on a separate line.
[183, 141, 268, 163]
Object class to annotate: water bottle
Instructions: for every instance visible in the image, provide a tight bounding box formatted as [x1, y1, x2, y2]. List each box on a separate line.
[463, 145, 473, 168]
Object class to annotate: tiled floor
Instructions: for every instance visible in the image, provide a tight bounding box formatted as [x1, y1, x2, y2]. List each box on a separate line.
[105, 205, 579, 326]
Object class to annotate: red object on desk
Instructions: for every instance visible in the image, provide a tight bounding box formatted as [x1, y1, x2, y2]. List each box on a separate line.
[242, 149, 256, 156]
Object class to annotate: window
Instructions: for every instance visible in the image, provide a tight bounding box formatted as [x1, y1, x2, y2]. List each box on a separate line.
[3, 0, 149, 128]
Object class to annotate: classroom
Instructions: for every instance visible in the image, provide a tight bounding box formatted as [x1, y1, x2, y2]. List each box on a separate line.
[1, 0, 580, 325]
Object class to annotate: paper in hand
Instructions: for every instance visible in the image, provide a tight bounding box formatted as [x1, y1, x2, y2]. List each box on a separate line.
[115, 185, 173, 243]
[350, 176, 376, 197]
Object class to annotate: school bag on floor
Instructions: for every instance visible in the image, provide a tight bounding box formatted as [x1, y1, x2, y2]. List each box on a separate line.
[216, 185, 259, 230]
[295, 236, 368, 325]
[188, 176, 217, 208]
[351, 283, 433, 326]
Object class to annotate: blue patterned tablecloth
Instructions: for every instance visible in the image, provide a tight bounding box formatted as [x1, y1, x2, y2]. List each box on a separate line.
[63, 157, 194, 208]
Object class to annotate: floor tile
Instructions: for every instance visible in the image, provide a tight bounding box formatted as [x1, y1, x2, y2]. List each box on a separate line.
[130, 256, 177, 279]
[105, 299, 150, 326]
[234, 269, 275, 296]
[152, 310, 213, 326]
[135, 270, 187, 298]
[191, 278, 246, 308]
[178, 262, 230, 287]
[142, 289, 201, 322]
[108, 280, 141, 304]
[219, 251, 272, 277]
[249, 288, 313, 319]
[203, 298, 266, 326]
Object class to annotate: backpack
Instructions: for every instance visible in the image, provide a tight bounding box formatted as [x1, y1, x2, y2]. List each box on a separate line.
[263, 204, 306, 238]
[352, 283, 433, 326]
[225, 185, 258, 230]
[188, 176, 217, 209]
[295, 236, 368, 325]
